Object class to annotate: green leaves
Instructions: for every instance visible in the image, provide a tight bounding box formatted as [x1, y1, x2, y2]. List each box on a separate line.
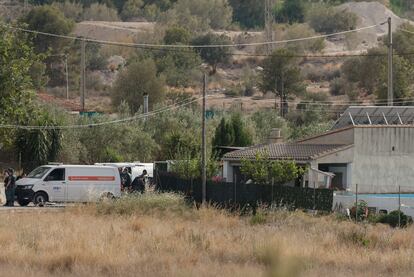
[14, 110, 64, 171]
[0, 26, 45, 148]
[111, 59, 166, 113]
[192, 33, 232, 75]
[21, 5, 74, 54]
[241, 152, 304, 185]
[212, 113, 253, 157]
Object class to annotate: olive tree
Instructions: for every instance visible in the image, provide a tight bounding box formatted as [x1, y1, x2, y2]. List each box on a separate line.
[111, 59, 166, 113]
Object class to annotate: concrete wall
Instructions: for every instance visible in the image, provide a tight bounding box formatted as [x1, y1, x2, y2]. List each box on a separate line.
[334, 193, 414, 218]
[314, 146, 354, 189]
[351, 126, 414, 193]
[297, 127, 354, 145]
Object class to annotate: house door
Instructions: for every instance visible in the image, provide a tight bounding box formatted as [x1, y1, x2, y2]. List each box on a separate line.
[331, 172, 343, 190]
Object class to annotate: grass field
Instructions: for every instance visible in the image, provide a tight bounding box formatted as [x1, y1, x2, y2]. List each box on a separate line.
[0, 193, 413, 277]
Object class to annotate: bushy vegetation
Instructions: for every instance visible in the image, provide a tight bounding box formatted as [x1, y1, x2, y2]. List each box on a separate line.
[241, 152, 305, 185]
[306, 5, 358, 34]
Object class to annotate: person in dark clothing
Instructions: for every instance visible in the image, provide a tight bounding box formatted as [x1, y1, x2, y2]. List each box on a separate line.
[16, 172, 26, 181]
[5, 168, 16, 207]
[3, 170, 9, 206]
[120, 167, 132, 192]
[131, 170, 147, 194]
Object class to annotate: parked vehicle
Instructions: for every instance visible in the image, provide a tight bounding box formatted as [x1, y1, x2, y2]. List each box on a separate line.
[15, 165, 121, 206]
[132, 162, 154, 178]
[96, 162, 154, 181]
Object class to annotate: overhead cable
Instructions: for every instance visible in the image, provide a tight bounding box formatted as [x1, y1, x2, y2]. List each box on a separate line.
[3, 23, 383, 48]
[0, 95, 220, 130]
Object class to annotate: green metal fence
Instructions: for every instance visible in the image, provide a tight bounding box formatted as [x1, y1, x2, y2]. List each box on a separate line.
[155, 172, 333, 211]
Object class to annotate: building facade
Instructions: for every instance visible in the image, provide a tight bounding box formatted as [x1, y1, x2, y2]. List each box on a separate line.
[223, 107, 414, 193]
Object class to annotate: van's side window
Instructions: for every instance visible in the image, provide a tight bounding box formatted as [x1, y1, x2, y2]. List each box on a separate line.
[46, 168, 65, 181]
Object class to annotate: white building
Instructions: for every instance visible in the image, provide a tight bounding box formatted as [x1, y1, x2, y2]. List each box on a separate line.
[222, 106, 414, 193]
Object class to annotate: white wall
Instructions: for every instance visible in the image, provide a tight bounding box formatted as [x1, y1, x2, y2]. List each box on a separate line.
[223, 161, 233, 182]
[351, 127, 414, 193]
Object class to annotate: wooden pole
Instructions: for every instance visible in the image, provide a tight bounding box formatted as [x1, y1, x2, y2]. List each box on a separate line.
[201, 74, 207, 204]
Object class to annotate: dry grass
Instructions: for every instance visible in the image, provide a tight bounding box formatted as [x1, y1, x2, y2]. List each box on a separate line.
[0, 193, 413, 277]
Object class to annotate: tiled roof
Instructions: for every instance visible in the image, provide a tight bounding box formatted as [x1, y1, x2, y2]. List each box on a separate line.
[223, 143, 348, 161]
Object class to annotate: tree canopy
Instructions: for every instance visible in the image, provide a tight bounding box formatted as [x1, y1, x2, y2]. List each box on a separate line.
[21, 5, 74, 54]
[192, 33, 232, 75]
[111, 59, 166, 113]
[259, 48, 304, 117]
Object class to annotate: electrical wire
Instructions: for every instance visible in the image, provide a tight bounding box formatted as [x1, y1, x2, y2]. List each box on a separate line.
[399, 28, 414, 35]
[2, 22, 383, 48]
[5, 22, 413, 58]
[0, 95, 222, 130]
[225, 96, 414, 105]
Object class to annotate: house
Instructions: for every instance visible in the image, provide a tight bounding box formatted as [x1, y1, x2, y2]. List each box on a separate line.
[222, 106, 414, 193]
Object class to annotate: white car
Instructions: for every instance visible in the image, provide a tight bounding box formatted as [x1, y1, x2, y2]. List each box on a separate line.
[15, 165, 121, 206]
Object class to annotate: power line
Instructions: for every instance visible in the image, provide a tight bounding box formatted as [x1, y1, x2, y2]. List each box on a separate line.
[225, 96, 414, 105]
[0, 95, 221, 130]
[2, 22, 383, 48]
[5, 22, 414, 58]
[399, 28, 414, 35]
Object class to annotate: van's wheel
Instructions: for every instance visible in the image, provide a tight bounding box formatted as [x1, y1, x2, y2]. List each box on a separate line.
[18, 200, 30, 207]
[33, 192, 48, 206]
[99, 192, 115, 202]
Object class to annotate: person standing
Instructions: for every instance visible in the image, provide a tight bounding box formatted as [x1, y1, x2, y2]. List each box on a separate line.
[120, 167, 132, 192]
[5, 168, 16, 207]
[131, 170, 147, 194]
[2, 170, 9, 206]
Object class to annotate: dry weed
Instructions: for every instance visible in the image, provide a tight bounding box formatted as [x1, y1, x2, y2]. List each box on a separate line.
[0, 193, 413, 276]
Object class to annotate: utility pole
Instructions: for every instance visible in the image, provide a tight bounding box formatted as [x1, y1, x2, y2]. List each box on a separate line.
[274, 77, 278, 110]
[80, 38, 86, 112]
[280, 71, 285, 117]
[64, 54, 69, 100]
[265, 0, 275, 55]
[387, 17, 393, 106]
[201, 74, 207, 205]
[143, 93, 149, 121]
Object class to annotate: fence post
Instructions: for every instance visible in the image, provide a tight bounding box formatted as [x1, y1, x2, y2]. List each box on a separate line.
[271, 177, 274, 205]
[355, 184, 358, 223]
[398, 185, 401, 228]
[234, 173, 237, 204]
[313, 181, 316, 211]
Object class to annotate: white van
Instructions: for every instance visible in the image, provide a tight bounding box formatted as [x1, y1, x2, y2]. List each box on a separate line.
[15, 165, 121, 206]
[96, 162, 153, 180]
[132, 162, 154, 179]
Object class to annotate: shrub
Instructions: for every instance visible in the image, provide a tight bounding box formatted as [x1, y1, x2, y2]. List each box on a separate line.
[51, 1, 83, 22]
[121, 0, 144, 21]
[96, 193, 190, 216]
[307, 6, 358, 34]
[83, 3, 120, 21]
[250, 212, 267, 225]
[377, 210, 413, 228]
[330, 77, 347, 96]
[350, 200, 368, 222]
[284, 23, 325, 53]
[162, 0, 233, 31]
[111, 59, 165, 113]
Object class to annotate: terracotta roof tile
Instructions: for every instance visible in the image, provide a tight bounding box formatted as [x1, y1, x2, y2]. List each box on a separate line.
[223, 143, 347, 161]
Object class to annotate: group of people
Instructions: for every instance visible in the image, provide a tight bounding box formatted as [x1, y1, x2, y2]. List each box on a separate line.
[2, 168, 16, 207]
[119, 167, 147, 194]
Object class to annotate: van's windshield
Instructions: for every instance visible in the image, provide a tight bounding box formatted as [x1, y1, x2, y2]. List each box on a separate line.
[27, 166, 51, 179]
